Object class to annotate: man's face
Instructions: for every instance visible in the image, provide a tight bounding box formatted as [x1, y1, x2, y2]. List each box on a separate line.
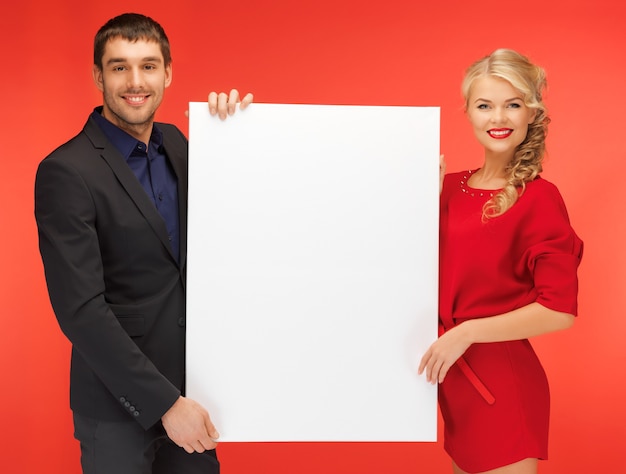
[93, 37, 172, 140]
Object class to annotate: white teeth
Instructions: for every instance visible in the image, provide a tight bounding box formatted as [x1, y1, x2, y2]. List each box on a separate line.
[489, 130, 511, 136]
[126, 96, 145, 103]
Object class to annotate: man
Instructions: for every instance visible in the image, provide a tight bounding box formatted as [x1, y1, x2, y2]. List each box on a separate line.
[35, 13, 252, 474]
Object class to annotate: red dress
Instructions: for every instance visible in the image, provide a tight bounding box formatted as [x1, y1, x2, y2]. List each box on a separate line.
[439, 170, 583, 473]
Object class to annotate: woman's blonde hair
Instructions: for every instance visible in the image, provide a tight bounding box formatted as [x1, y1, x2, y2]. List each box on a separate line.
[462, 49, 550, 219]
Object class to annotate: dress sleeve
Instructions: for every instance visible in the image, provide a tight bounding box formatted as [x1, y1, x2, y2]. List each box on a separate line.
[522, 181, 584, 315]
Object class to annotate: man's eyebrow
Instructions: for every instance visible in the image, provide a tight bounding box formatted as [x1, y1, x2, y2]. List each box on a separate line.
[105, 56, 163, 66]
[141, 56, 163, 63]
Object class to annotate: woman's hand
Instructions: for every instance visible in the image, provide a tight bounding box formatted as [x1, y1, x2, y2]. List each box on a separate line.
[418, 323, 471, 384]
[439, 154, 446, 195]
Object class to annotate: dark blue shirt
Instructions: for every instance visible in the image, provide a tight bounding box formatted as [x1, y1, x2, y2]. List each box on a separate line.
[91, 107, 180, 263]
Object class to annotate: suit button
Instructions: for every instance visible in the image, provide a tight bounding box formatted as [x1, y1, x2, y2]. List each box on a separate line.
[120, 397, 126, 403]
[133, 411, 140, 417]
[125, 402, 131, 408]
[178, 317, 185, 327]
[129, 406, 135, 411]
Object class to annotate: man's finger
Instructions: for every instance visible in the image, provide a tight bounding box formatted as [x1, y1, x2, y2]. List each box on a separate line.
[217, 92, 229, 120]
[208, 92, 218, 115]
[240, 92, 253, 110]
[228, 89, 239, 115]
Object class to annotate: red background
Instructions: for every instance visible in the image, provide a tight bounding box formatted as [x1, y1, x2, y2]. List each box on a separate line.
[1, 1, 624, 472]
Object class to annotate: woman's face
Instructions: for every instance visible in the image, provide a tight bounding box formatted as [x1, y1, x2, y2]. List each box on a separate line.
[466, 75, 536, 159]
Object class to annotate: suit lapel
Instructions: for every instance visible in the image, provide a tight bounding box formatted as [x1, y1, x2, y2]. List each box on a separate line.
[83, 118, 180, 266]
[162, 128, 188, 273]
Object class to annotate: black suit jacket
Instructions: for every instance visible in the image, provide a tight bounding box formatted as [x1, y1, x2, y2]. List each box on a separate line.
[35, 114, 189, 430]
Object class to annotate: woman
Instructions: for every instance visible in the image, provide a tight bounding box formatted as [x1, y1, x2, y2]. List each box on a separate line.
[418, 49, 583, 473]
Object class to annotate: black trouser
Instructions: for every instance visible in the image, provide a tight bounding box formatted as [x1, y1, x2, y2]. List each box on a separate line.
[73, 412, 220, 474]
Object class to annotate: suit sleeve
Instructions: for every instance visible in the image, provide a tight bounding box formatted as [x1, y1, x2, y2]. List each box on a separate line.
[35, 157, 180, 429]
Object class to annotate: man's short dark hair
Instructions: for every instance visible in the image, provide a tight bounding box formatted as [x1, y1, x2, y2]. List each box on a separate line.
[94, 13, 171, 69]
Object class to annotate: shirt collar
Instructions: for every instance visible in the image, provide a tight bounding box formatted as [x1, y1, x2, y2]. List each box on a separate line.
[91, 106, 164, 161]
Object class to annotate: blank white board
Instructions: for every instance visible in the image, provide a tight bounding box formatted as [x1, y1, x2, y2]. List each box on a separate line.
[187, 103, 439, 441]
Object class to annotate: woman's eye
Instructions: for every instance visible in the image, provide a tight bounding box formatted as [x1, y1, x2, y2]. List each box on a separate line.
[477, 104, 489, 109]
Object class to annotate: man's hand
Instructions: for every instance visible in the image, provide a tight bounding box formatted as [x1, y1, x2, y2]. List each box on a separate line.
[209, 89, 253, 120]
[161, 396, 219, 453]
